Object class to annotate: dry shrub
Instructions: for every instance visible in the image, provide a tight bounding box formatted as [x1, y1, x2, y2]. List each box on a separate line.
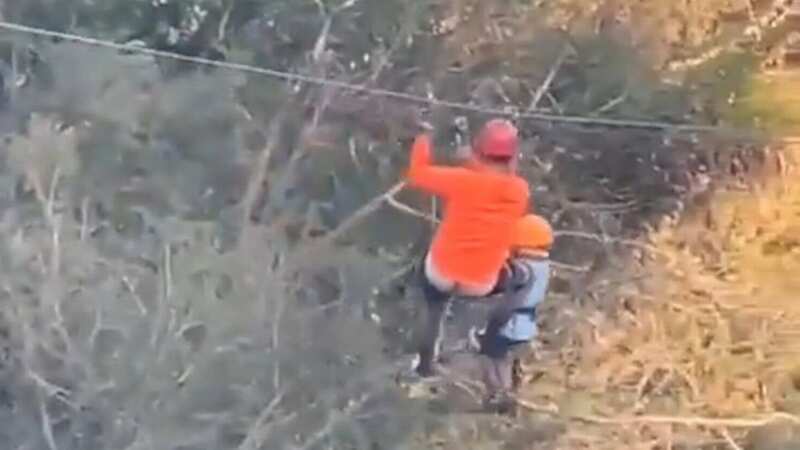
[511, 142, 800, 450]
[0, 110, 426, 450]
[0, 24, 447, 449]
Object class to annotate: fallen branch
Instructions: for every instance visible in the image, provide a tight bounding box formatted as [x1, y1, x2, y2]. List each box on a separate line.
[216, 0, 236, 44]
[564, 199, 638, 213]
[314, 181, 406, 248]
[719, 427, 744, 450]
[571, 412, 800, 428]
[40, 396, 58, 450]
[550, 261, 591, 273]
[297, 393, 370, 450]
[237, 391, 285, 450]
[28, 370, 71, 401]
[554, 229, 671, 260]
[272, 294, 287, 392]
[386, 194, 438, 222]
[437, 365, 485, 401]
[515, 397, 560, 414]
[121, 275, 148, 316]
[240, 113, 285, 229]
[591, 89, 629, 116]
[372, 261, 416, 294]
[515, 396, 800, 429]
[546, 92, 564, 114]
[288, 182, 408, 269]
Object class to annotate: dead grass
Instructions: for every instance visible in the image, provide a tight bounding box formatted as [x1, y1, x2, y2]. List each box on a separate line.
[514, 143, 800, 449]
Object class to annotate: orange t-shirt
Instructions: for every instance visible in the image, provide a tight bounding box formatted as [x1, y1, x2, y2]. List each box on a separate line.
[406, 135, 530, 286]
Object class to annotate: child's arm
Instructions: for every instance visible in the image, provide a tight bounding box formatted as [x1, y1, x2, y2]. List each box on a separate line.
[483, 263, 535, 337]
[484, 259, 515, 298]
[405, 134, 465, 198]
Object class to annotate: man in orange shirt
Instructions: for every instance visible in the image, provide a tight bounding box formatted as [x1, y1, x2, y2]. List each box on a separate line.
[406, 119, 530, 377]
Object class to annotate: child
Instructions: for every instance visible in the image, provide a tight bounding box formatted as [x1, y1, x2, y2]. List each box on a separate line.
[405, 119, 530, 377]
[476, 213, 553, 415]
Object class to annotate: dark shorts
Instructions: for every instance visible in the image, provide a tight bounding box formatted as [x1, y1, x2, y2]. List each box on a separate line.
[419, 260, 513, 301]
[418, 261, 451, 305]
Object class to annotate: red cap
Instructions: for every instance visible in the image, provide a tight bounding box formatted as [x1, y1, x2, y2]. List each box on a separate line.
[474, 119, 519, 159]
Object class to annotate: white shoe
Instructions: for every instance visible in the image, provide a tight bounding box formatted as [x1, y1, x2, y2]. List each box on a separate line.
[468, 326, 485, 352]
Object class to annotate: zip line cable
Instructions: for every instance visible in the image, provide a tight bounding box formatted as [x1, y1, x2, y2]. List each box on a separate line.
[0, 20, 763, 136]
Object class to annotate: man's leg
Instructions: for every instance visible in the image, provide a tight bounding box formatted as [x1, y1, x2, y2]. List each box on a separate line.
[416, 261, 452, 377]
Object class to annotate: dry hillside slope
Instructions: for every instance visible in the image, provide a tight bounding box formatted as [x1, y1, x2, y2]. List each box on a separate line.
[509, 141, 800, 449]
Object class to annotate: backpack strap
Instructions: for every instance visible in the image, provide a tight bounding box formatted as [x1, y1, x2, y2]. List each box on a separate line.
[512, 306, 536, 315]
[506, 261, 538, 318]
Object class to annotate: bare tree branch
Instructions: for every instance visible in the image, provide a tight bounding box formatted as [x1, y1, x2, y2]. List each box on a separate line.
[572, 412, 800, 428]
[529, 45, 570, 111]
[305, 181, 406, 250]
[297, 394, 370, 450]
[240, 113, 285, 228]
[719, 427, 744, 450]
[238, 392, 285, 450]
[217, 0, 237, 44]
[39, 396, 58, 450]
